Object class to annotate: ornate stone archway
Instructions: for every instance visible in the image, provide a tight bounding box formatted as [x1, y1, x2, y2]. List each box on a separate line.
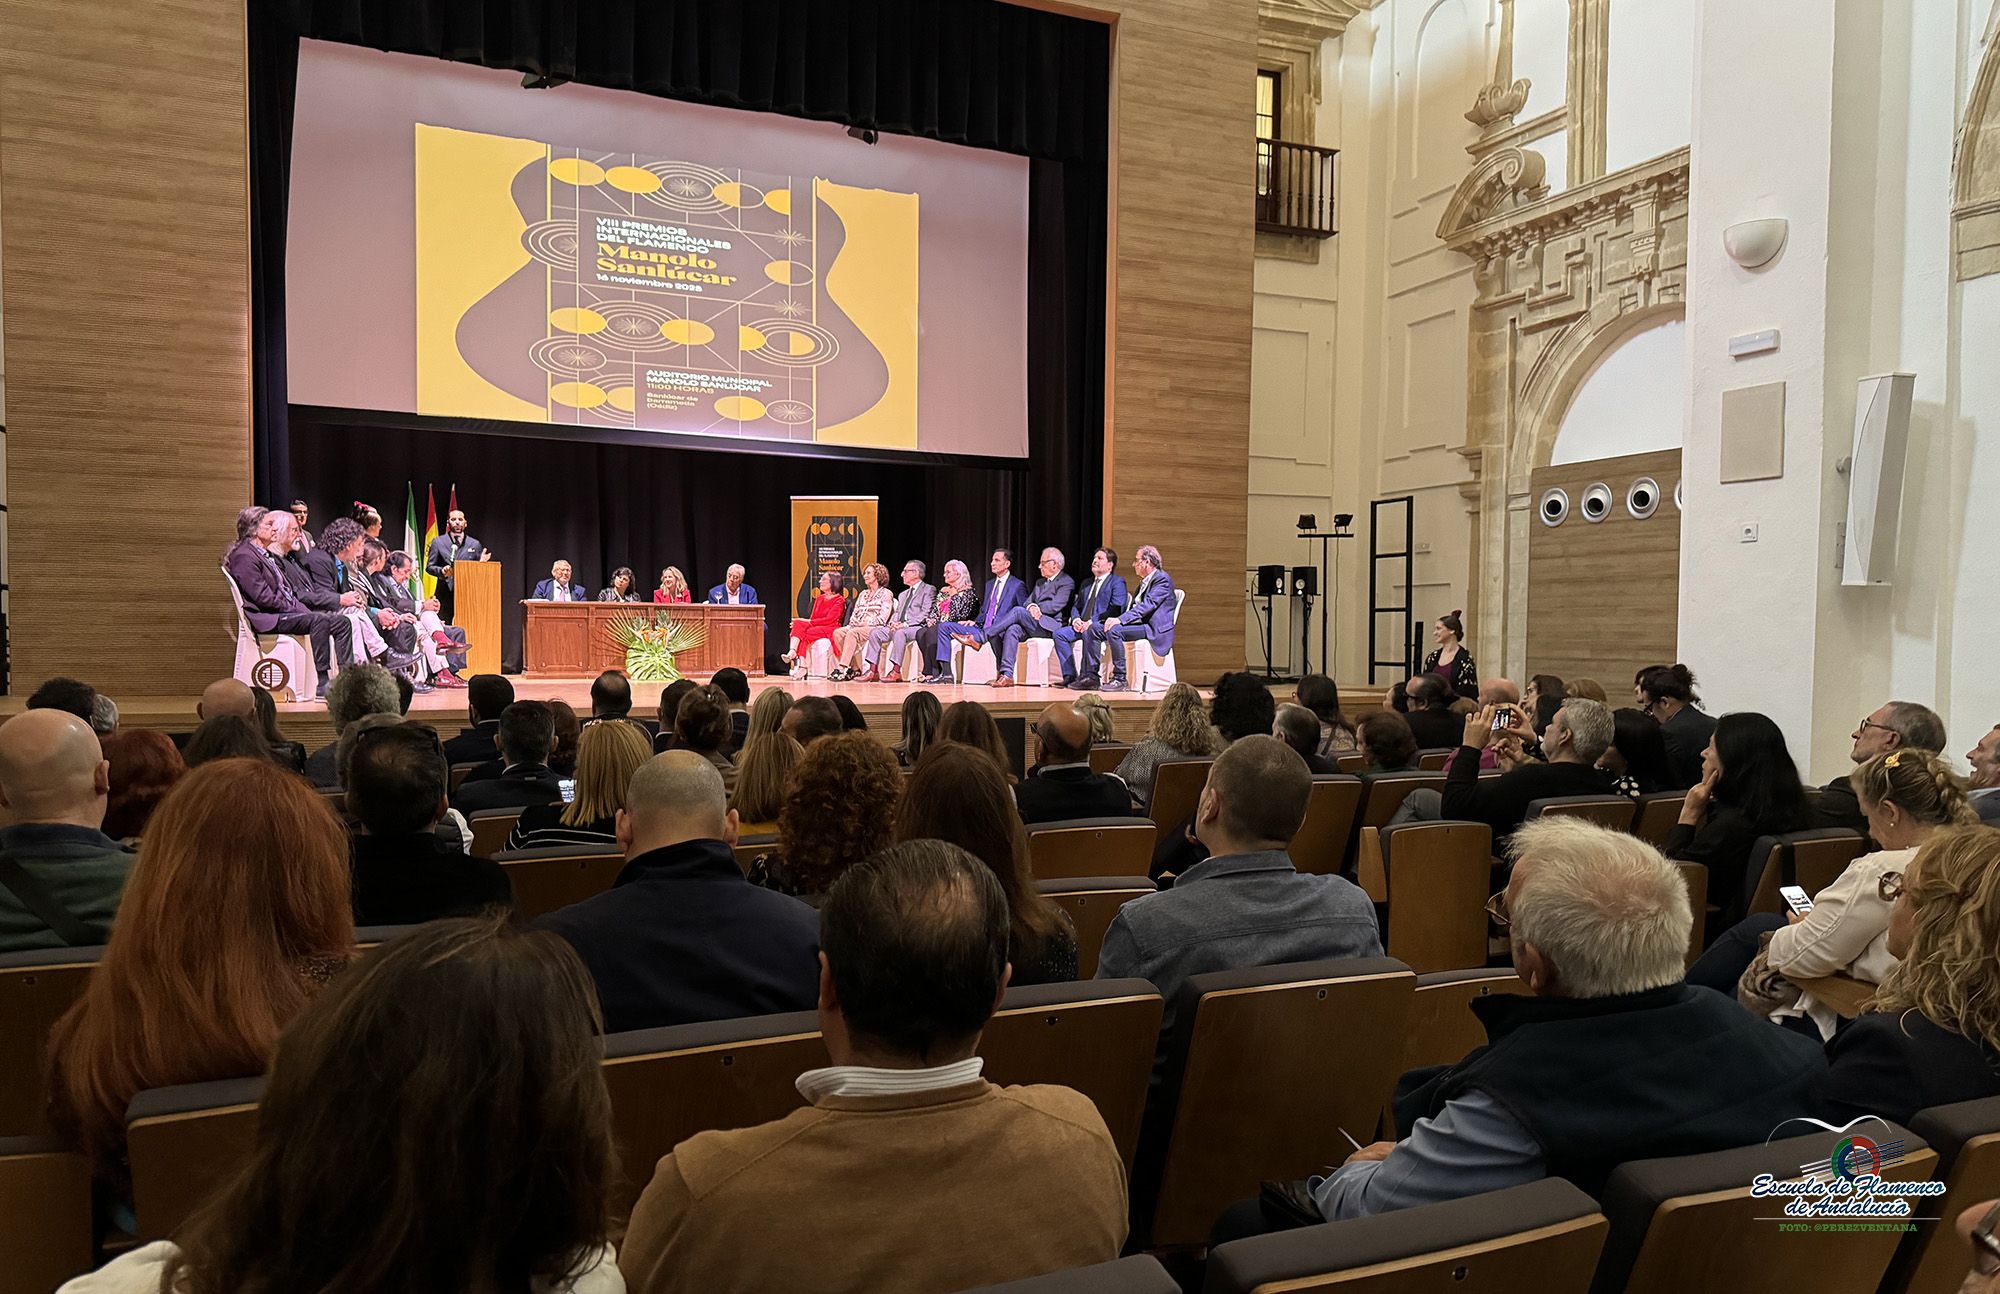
[1957, 4, 2000, 279]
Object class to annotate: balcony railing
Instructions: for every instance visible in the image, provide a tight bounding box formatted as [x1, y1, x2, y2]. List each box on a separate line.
[1256, 139, 1339, 239]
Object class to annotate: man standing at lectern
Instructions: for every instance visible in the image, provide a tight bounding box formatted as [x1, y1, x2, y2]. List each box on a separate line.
[425, 509, 487, 624]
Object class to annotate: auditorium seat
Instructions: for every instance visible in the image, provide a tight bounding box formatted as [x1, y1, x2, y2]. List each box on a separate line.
[492, 843, 626, 919]
[1336, 753, 1366, 774]
[804, 637, 835, 679]
[0, 943, 103, 1138]
[1289, 775, 1364, 876]
[1146, 759, 1214, 835]
[1593, 1127, 1937, 1294]
[1124, 589, 1186, 693]
[1415, 749, 1454, 771]
[1633, 792, 1686, 848]
[1672, 862, 1710, 965]
[1896, 1095, 2000, 1294]
[1034, 876, 1154, 976]
[0, 1137, 94, 1294]
[1026, 818, 1158, 880]
[317, 786, 346, 815]
[733, 833, 777, 873]
[1351, 772, 1445, 846]
[1395, 969, 1529, 1114]
[1088, 743, 1132, 776]
[221, 566, 317, 703]
[1206, 1178, 1608, 1294]
[448, 762, 481, 794]
[1524, 795, 1637, 832]
[954, 1255, 1179, 1293]
[1141, 957, 1415, 1248]
[1742, 829, 1869, 917]
[1355, 822, 1493, 973]
[980, 978, 1164, 1170]
[126, 1075, 264, 1240]
[466, 807, 524, 857]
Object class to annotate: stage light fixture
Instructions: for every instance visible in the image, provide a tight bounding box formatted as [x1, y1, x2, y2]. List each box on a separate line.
[521, 71, 572, 90]
[1297, 513, 1316, 532]
[1332, 512, 1354, 531]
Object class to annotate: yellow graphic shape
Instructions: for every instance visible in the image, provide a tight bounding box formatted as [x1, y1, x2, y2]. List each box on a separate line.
[551, 381, 608, 409]
[815, 178, 919, 449]
[764, 188, 793, 215]
[550, 307, 608, 334]
[605, 165, 663, 194]
[764, 260, 813, 285]
[715, 396, 767, 421]
[415, 125, 548, 422]
[739, 325, 768, 352]
[787, 330, 818, 356]
[549, 157, 607, 187]
[606, 386, 636, 412]
[662, 319, 716, 345]
[713, 181, 760, 208]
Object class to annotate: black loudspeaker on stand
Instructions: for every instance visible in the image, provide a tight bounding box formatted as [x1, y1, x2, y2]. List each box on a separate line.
[1253, 564, 1285, 679]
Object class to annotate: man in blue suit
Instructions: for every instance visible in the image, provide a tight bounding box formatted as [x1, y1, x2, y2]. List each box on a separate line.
[980, 548, 1076, 688]
[924, 548, 1028, 684]
[706, 564, 760, 607]
[530, 559, 589, 602]
[1051, 547, 1130, 689]
[1087, 544, 1176, 692]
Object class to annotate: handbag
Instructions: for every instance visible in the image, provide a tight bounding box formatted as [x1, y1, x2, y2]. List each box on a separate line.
[1736, 928, 1799, 1017]
[0, 852, 102, 946]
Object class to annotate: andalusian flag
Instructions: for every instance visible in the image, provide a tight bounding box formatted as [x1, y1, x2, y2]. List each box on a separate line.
[421, 486, 441, 598]
[403, 483, 424, 601]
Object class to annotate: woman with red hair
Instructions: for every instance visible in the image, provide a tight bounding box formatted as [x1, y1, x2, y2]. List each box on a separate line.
[98, 728, 186, 842]
[46, 757, 356, 1184]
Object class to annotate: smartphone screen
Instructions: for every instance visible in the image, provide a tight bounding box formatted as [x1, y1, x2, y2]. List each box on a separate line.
[1779, 884, 1813, 915]
[1491, 706, 1513, 732]
[558, 778, 576, 804]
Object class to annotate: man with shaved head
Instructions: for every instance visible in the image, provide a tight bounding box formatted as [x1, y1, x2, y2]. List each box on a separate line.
[197, 678, 257, 721]
[536, 751, 820, 1032]
[1015, 702, 1135, 824]
[0, 710, 135, 950]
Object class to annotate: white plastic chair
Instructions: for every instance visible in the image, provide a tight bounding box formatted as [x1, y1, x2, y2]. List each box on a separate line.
[1018, 637, 1066, 685]
[221, 567, 318, 702]
[1125, 589, 1187, 693]
[804, 638, 835, 679]
[953, 638, 1000, 685]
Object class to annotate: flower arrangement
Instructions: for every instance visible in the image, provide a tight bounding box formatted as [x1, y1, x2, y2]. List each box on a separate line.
[612, 612, 708, 682]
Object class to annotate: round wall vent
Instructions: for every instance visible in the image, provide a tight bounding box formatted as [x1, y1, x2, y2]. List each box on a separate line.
[1580, 483, 1613, 523]
[1626, 477, 1660, 519]
[1538, 487, 1570, 528]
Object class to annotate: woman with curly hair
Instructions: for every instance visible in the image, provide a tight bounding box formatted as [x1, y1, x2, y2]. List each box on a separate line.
[748, 731, 902, 900]
[830, 562, 894, 681]
[1114, 682, 1223, 810]
[1812, 827, 2000, 1125]
[936, 701, 1015, 781]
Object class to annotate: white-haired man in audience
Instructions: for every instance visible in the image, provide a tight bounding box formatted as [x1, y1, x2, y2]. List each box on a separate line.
[1818, 700, 1947, 831]
[305, 664, 404, 789]
[1968, 724, 2000, 824]
[1392, 698, 1618, 851]
[1218, 819, 1825, 1239]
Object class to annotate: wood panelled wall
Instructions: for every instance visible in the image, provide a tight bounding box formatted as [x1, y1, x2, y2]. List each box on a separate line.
[0, 0, 1254, 696]
[1525, 449, 1682, 690]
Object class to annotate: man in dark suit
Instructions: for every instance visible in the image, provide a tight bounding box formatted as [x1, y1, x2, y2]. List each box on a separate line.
[222, 509, 353, 695]
[534, 750, 820, 1033]
[1086, 544, 1176, 692]
[1015, 703, 1136, 825]
[452, 700, 566, 814]
[977, 548, 1077, 688]
[347, 722, 513, 926]
[925, 548, 1029, 684]
[424, 509, 486, 624]
[530, 559, 589, 602]
[440, 674, 515, 765]
[706, 564, 760, 606]
[1051, 547, 1130, 690]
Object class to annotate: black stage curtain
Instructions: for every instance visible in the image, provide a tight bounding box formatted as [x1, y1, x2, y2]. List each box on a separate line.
[258, 1, 1107, 669]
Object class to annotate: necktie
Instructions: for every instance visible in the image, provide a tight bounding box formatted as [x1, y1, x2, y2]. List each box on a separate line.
[984, 578, 1003, 632]
[1090, 578, 1103, 613]
[556, 584, 568, 602]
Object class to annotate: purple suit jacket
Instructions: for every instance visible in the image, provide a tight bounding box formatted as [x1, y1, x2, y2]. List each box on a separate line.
[225, 542, 309, 632]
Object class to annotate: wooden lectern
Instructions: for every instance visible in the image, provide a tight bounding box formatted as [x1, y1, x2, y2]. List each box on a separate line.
[452, 561, 503, 678]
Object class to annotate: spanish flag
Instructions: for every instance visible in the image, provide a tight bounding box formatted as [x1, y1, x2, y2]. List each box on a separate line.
[421, 486, 440, 598]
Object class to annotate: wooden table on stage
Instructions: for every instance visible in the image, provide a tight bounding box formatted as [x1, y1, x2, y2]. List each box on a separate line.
[520, 601, 766, 678]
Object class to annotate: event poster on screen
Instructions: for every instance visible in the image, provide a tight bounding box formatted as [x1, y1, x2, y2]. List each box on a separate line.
[415, 126, 918, 450]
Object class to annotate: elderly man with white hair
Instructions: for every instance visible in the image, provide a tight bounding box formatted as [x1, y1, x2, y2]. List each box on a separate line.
[1216, 820, 1826, 1240]
[974, 546, 1075, 688]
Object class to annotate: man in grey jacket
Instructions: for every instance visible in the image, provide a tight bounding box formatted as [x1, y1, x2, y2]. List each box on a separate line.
[859, 559, 938, 683]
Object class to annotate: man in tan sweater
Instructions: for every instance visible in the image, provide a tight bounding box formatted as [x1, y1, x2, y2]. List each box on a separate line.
[620, 839, 1129, 1293]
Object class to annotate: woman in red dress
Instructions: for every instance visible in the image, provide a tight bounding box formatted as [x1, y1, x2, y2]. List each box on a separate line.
[783, 572, 846, 675]
[652, 566, 693, 604]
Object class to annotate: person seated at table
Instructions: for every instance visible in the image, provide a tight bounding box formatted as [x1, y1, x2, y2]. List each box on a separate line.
[531, 559, 587, 603]
[599, 567, 640, 602]
[653, 566, 692, 604]
[707, 564, 757, 605]
[831, 563, 895, 682]
[782, 571, 847, 677]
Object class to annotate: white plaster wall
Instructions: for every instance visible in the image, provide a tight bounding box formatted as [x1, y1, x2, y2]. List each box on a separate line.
[1606, 0, 1694, 175]
[1550, 317, 1687, 464]
[1512, 0, 1569, 122]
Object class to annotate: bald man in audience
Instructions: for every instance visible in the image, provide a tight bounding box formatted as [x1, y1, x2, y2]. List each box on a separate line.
[197, 678, 257, 721]
[1015, 702, 1134, 823]
[0, 710, 135, 951]
[535, 752, 820, 1033]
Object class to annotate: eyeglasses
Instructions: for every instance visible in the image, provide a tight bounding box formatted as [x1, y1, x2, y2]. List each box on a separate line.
[1857, 718, 1898, 736]
[1878, 871, 1905, 903]
[1973, 1200, 2000, 1276]
[1485, 891, 1511, 929]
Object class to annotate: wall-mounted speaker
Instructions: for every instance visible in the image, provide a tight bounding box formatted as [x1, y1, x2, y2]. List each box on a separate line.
[1625, 477, 1659, 520]
[1538, 487, 1570, 527]
[1841, 371, 1915, 586]
[1255, 564, 1285, 597]
[1290, 566, 1318, 597]
[1580, 483, 1612, 523]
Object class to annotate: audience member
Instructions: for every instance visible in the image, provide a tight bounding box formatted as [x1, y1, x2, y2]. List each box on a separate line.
[392, 672, 415, 715]
[1443, 678, 1524, 774]
[1970, 723, 2000, 823]
[452, 701, 564, 814]
[335, 713, 406, 790]
[57, 918, 623, 1294]
[0, 710, 131, 951]
[781, 694, 845, 747]
[249, 684, 308, 773]
[748, 731, 902, 900]
[831, 693, 870, 733]
[1666, 711, 1813, 931]
[1599, 706, 1676, 798]
[1017, 703, 1133, 824]
[1228, 819, 1821, 1232]
[1356, 711, 1421, 775]
[1295, 674, 1358, 757]
[937, 700, 1014, 778]
[589, 669, 634, 722]
[306, 663, 400, 787]
[1634, 663, 1715, 789]
[46, 759, 354, 1177]
[731, 732, 804, 835]
[619, 841, 1126, 1294]
[1812, 827, 2000, 1125]
[712, 666, 752, 752]
[99, 729, 185, 842]
[1393, 699, 1615, 850]
[893, 689, 942, 767]
[1273, 704, 1339, 774]
[510, 719, 654, 850]
[196, 677, 255, 722]
[898, 742, 1079, 984]
[89, 694, 119, 738]
[1816, 699, 1948, 831]
[743, 686, 794, 752]
[348, 724, 513, 925]
[1566, 677, 1608, 704]
[651, 679, 700, 753]
[1690, 748, 1972, 1037]
[182, 714, 274, 768]
[1211, 671, 1278, 743]
[1401, 673, 1463, 749]
[1097, 737, 1380, 1059]
[537, 752, 820, 1033]
[548, 699, 583, 776]
[1114, 681, 1224, 810]
[27, 677, 99, 724]
[441, 674, 513, 764]
[673, 685, 738, 796]
[1073, 692, 1117, 746]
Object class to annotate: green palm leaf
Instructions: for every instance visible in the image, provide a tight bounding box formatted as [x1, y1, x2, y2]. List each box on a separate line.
[612, 612, 710, 682]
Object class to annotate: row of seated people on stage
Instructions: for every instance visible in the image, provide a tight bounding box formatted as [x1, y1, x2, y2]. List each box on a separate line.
[779, 542, 1179, 691]
[12, 661, 2000, 1289]
[528, 557, 760, 607]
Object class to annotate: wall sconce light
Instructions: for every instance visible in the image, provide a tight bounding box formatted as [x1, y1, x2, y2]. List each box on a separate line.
[1723, 218, 1788, 269]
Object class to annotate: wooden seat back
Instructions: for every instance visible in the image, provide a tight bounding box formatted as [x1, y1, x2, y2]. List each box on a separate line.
[494, 844, 627, 919]
[0, 1138, 94, 1294]
[0, 945, 102, 1138]
[1633, 792, 1686, 847]
[1745, 830, 1868, 917]
[1089, 744, 1132, 776]
[1416, 749, 1454, 770]
[1362, 821, 1494, 973]
[1673, 861, 1709, 966]
[1027, 818, 1158, 881]
[1336, 753, 1366, 774]
[1146, 759, 1214, 834]
[1897, 1096, 2000, 1294]
[466, 808, 523, 858]
[1290, 776, 1363, 876]
[1395, 970, 1529, 1115]
[1525, 795, 1637, 832]
[964, 1255, 1181, 1293]
[1354, 773, 1445, 835]
[980, 979, 1165, 1171]
[126, 1076, 264, 1240]
[1034, 876, 1155, 977]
